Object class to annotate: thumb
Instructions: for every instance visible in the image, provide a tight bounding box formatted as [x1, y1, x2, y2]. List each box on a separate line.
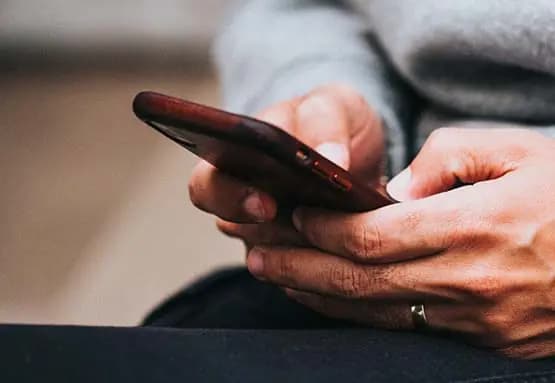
[296, 84, 384, 179]
[387, 128, 520, 201]
[314, 142, 350, 170]
[296, 92, 351, 169]
[256, 92, 350, 169]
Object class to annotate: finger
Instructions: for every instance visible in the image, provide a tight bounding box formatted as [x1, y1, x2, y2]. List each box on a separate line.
[298, 84, 383, 174]
[257, 85, 383, 172]
[387, 128, 533, 201]
[246, 246, 438, 301]
[217, 219, 307, 247]
[285, 288, 412, 329]
[187, 101, 294, 223]
[256, 99, 300, 135]
[259, 88, 352, 168]
[285, 288, 454, 331]
[290, 288, 550, 356]
[318, 85, 384, 181]
[292, 184, 493, 263]
[294, 88, 351, 168]
[496, 337, 555, 360]
[189, 161, 277, 223]
[247, 245, 521, 339]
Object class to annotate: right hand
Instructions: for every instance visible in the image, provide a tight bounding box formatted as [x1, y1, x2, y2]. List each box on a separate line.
[188, 84, 385, 250]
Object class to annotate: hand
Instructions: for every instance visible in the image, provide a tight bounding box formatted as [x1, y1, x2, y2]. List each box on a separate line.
[188, 84, 384, 249]
[246, 128, 555, 359]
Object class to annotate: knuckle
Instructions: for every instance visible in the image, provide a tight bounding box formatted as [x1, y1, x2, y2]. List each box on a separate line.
[478, 310, 517, 347]
[313, 83, 362, 106]
[366, 221, 385, 258]
[460, 270, 510, 302]
[424, 127, 473, 179]
[343, 221, 384, 261]
[328, 83, 360, 98]
[325, 83, 369, 111]
[467, 282, 502, 302]
[428, 126, 450, 141]
[403, 209, 423, 229]
[328, 264, 368, 298]
[426, 127, 455, 152]
[301, 92, 337, 114]
[277, 253, 297, 280]
[465, 209, 505, 244]
[256, 100, 298, 134]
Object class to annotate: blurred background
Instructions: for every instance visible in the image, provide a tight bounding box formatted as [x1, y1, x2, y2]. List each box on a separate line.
[0, 0, 244, 325]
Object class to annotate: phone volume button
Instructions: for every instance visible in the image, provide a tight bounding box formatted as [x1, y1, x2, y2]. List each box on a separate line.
[331, 173, 352, 191]
[311, 160, 328, 178]
[295, 149, 311, 165]
[311, 161, 351, 191]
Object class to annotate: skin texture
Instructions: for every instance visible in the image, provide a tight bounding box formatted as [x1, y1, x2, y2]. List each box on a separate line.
[188, 84, 555, 359]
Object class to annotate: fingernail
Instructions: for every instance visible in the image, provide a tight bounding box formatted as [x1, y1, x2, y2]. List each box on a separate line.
[386, 167, 412, 201]
[247, 248, 264, 277]
[315, 143, 350, 169]
[292, 208, 303, 231]
[243, 192, 267, 222]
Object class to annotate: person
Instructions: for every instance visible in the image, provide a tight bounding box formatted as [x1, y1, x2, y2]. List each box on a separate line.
[3, 2, 555, 381]
[150, 0, 555, 371]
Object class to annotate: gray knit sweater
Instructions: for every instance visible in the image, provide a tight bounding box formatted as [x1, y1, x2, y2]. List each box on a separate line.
[213, 0, 555, 173]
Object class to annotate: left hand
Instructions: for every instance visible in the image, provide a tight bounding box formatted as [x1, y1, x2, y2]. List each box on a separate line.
[209, 84, 385, 250]
[246, 128, 555, 359]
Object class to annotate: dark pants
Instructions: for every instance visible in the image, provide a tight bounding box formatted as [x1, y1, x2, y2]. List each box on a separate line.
[1, 267, 555, 382]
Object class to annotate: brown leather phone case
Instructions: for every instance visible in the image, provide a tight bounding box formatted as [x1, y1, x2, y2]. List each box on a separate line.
[133, 91, 394, 212]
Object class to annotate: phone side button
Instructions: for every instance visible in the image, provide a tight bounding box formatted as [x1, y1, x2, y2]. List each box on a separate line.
[331, 173, 352, 191]
[295, 148, 311, 165]
[311, 160, 329, 179]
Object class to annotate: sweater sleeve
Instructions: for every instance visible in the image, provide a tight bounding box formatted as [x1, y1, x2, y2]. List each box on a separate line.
[212, 0, 414, 174]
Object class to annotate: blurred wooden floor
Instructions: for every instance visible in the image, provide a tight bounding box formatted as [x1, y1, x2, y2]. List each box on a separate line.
[0, 69, 242, 325]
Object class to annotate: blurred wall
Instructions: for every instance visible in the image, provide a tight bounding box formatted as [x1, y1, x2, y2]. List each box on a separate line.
[0, 0, 229, 69]
[1, 0, 226, 49]
[0, 0, 244, 326]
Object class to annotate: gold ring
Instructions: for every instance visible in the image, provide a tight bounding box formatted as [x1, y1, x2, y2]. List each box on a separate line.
[410, 304, 428, 330]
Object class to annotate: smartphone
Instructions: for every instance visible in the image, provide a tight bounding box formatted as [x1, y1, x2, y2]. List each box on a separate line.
[132, 91, 394, 212]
